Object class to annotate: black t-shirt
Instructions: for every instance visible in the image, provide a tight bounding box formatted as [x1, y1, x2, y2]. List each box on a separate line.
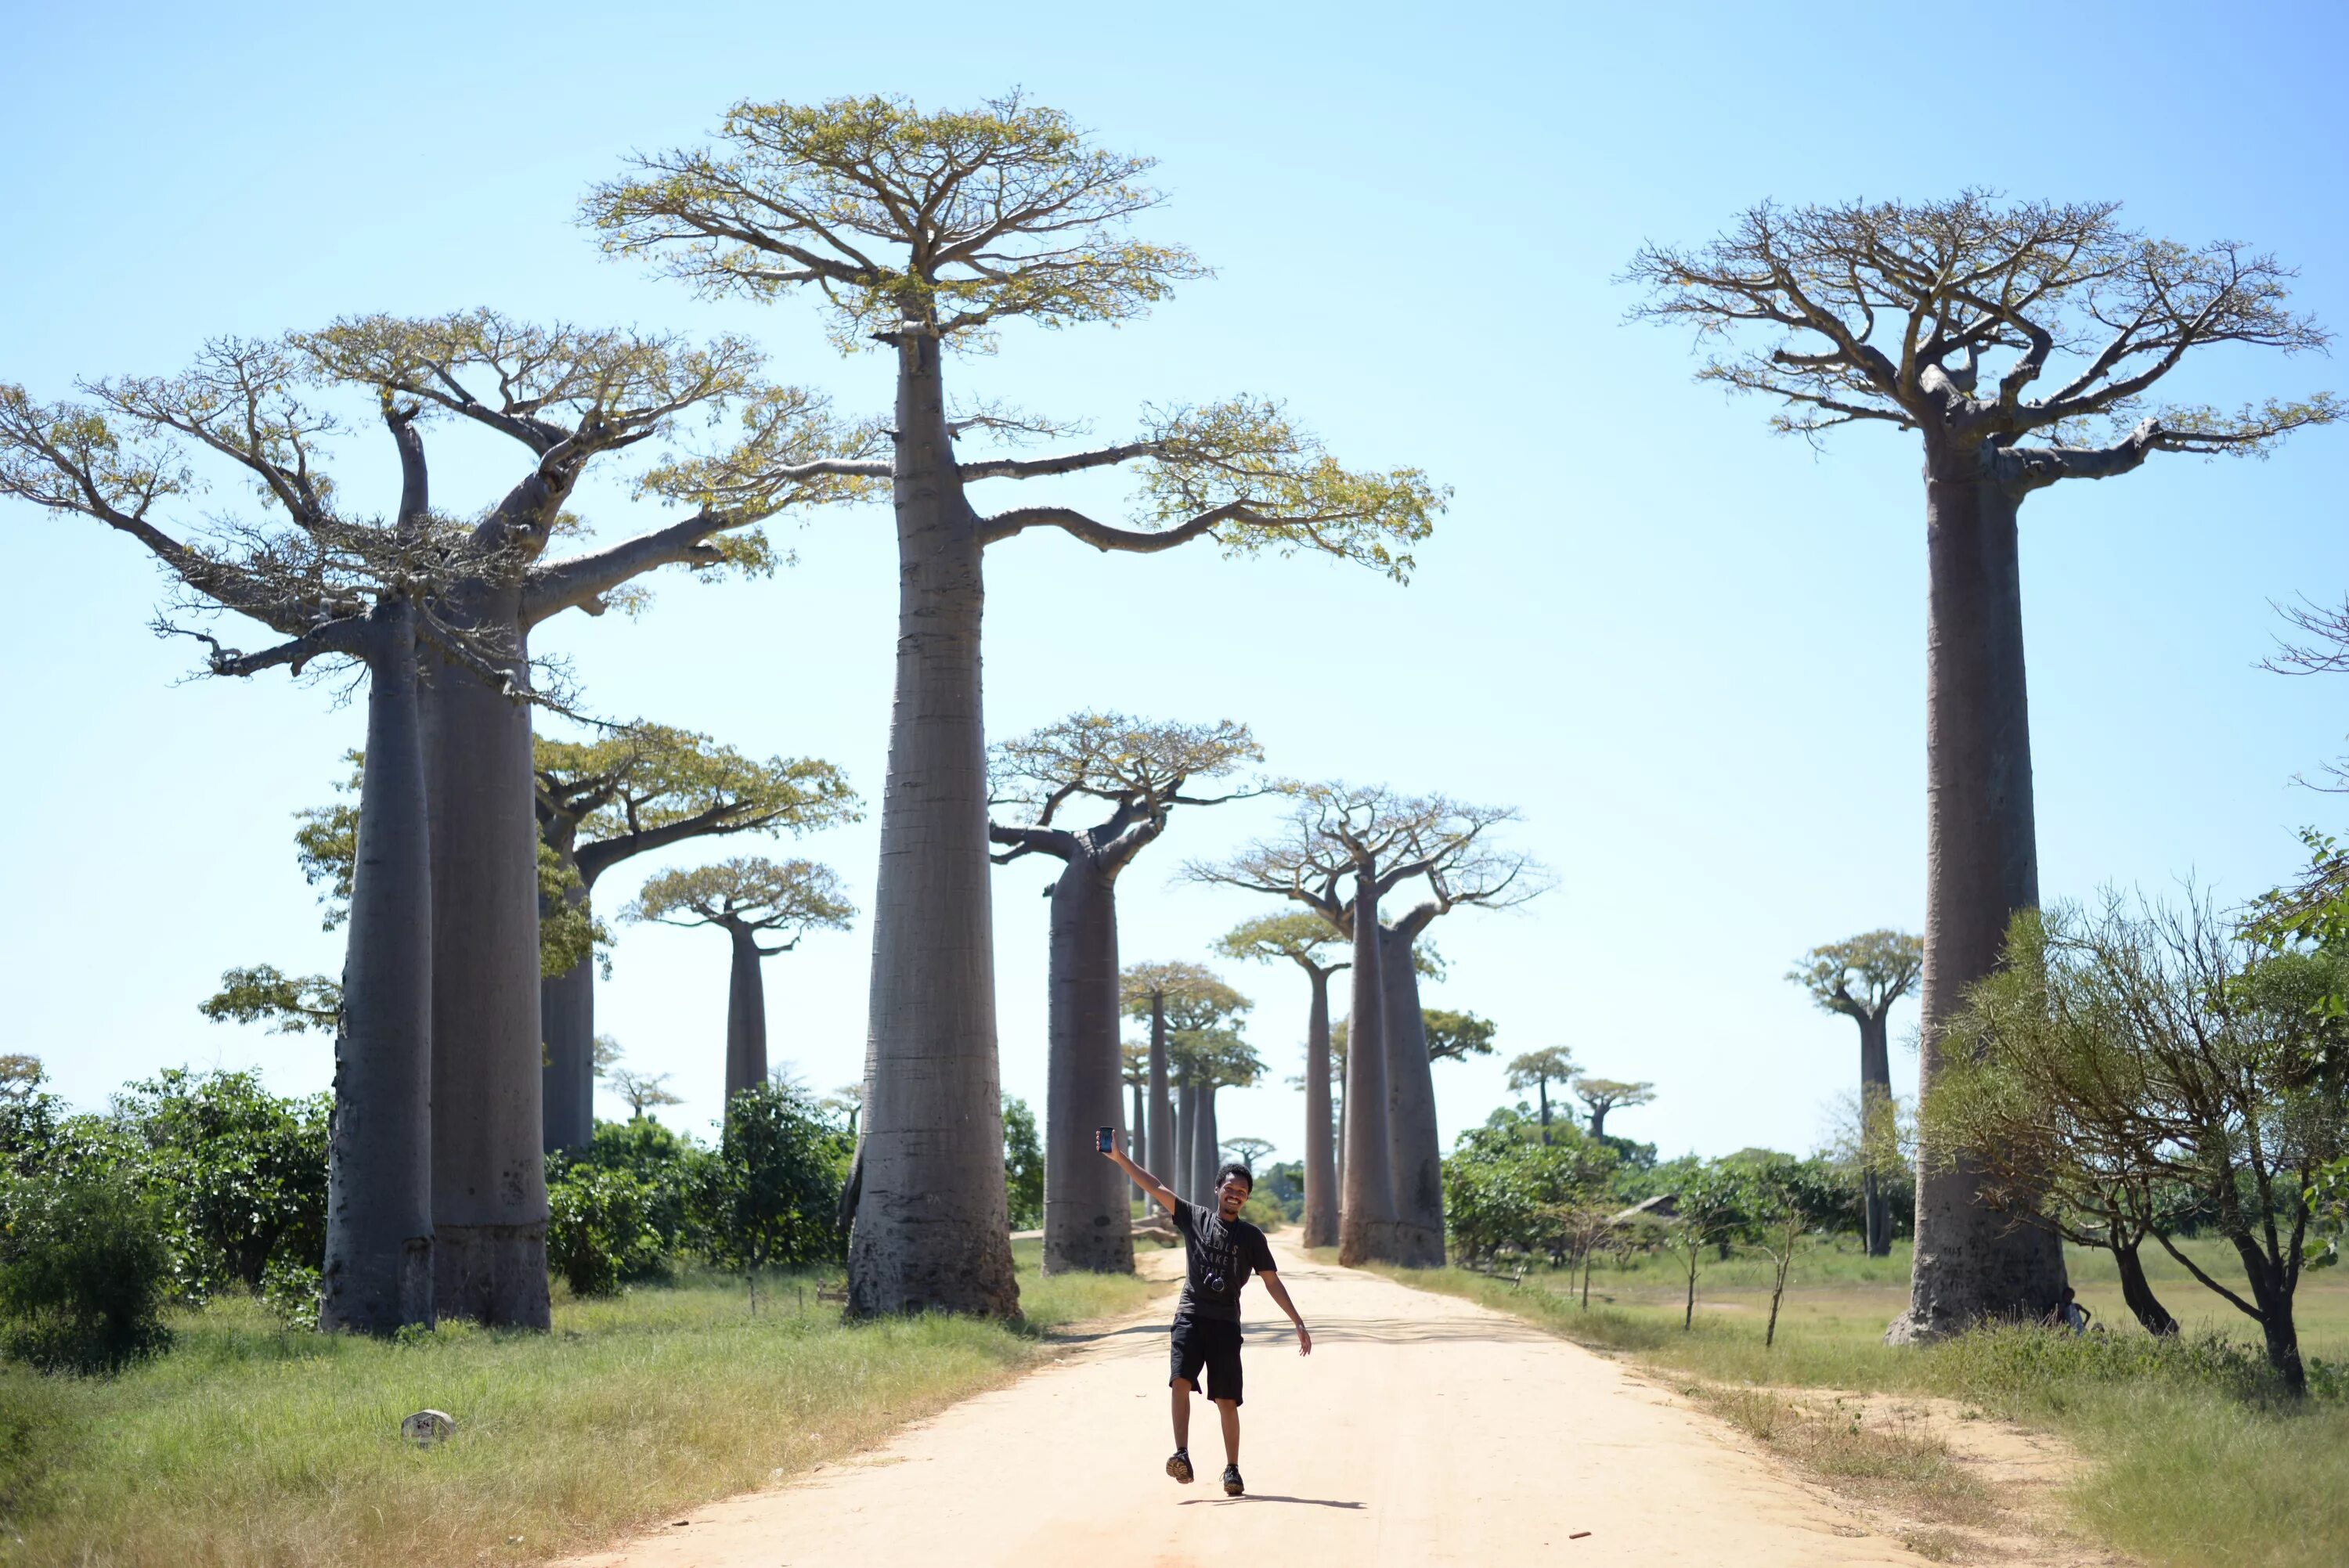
[1171, 1198, 1278, 1324]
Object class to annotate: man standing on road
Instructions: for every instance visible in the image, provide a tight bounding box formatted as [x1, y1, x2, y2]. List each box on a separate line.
[1102, 1142, 1312, 1498]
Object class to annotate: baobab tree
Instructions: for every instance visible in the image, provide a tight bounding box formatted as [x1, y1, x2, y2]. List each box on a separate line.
[1120, 961, 1250, 1200]
[1572, 1077, 1655, 1139]
[587, 92, 1444, 1317]
[1791, 929, 1924, 1256]
[1194, 784, 1543, 1265]
[625, 857, 857, 1105]
[537, 725, 858, 1151]
[292, 312, 862, 1328]
[1423, 1009, 1497, 1062]
[1629, 195, 2339, 1337]
[1120, 1040, 1149, 1202]
[1174, 1028, 1264, 1206]
[1505, 1047, 1577, 1141]
[0, 343, 524, 1335]
[989, 713, 1258, 1274]
[1215, 912, 1350, 1247]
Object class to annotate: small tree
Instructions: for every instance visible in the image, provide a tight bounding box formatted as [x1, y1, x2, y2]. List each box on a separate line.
[1002, 1095, 1045, 1231]
[1669, 1166, 1746, 1331]
[1572, 1077, 1656, 1140]
[626, 858, 856, 1105]
[990, 713, 1258, 1272]
[1224, 1136, 1276, 1171]
[1505, 1047, 1577, 1142]
[691, 1080, 852, 1296]
[1215, 912, 1351, 1246]
[1423, 1010, 1497, 1063]
[1790, 930, 1922, 1256]
[608, 1069, 685, 1119]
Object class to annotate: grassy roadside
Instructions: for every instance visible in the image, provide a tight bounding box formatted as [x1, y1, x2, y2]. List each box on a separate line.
[0, 1239, 1168, 1568]
[1358, 1243, 2349, 1568]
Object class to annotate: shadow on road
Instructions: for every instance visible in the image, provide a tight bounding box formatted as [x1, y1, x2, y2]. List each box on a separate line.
[1178, 1496, 1366, 1509]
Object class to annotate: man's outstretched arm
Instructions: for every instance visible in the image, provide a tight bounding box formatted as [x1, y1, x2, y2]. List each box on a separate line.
[1104, 1144, 1180, 1216]
[1257, 1270, 1313, 1355]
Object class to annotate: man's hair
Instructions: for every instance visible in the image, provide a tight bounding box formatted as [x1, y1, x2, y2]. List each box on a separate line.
[1214, 1162, 1254, 1193]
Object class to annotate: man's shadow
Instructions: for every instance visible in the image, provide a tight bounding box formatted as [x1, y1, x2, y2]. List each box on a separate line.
[1179, 1495, 1365, 1509]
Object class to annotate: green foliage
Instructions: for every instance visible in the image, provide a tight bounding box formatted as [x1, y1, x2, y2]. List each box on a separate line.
[110, 1069, 330, 1296]
[1422, 1008, 1496, 1062]
[1002, 1096, 1044, 1231]
[1214, 911, 1345, 970]
[1119, 961, 1250, 1033]
[1254, 1159, 1307, 1222]
[0, 1167, 175, 1374]
[537, 841, 609, 979]
[626, 856, 857, 939]
[547, 1166, 666, 1297]
[690, 1083, 850, 1274]
[1443, 1121, 1618, 1264]
[1788, 929, 1923, 1016]
[197, 964, 342, 1035]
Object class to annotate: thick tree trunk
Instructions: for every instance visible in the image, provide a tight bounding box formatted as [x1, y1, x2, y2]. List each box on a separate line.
[1302, 966, 1339, 1249]
[420, 595, 549, 1329]
[2232, 1235, 2306, 1394]
[724, 922, 769, 1105]
[1536, 1081, 1550, 1141]
[539, 850, 595, 1154]
[1379, 925, 1445, 1266]
[1338, 873, 1402, 1264]
[1185, 1077, 1213, 1205]
[320, 603, 435, 1335]
[2112, 1240, 2179, 1337]
[1858, 1010, 1894, 1257]
[1147, 994, 1174, 1179]
[1892, 460, 2066, 1343]
[848, 330, 1019, 1318]
[1589, 1105, 1609, 1138]
[1128, 1082, 1146, 1202]
[1041, 864, 1134, 1274]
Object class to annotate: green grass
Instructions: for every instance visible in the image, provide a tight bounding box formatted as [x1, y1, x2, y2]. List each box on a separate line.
[1369, 1240, 2349, 1568]
[0, 1240, 1166, 1567]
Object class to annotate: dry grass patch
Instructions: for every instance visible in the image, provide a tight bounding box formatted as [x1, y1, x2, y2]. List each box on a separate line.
[1690, 1385, 1996, 1530]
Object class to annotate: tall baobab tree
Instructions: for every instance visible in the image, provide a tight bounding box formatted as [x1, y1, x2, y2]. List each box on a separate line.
[587, 92, 1445, 1317]
[1215, 912, 1350, 1247]
[989, 713, 1258, 1274]
[1505, 1047, 1577, 1142]
[1572, 1076, 1655, 1139]
[1791, 929, 1924, 1256]
[298, 312, 862, 1328]
[1195, 784, 1543, 1265]
[1629, 194, 2339, 1338]
[1120, 1040, 1149, 1202]
[537, 726, 858, 1151]
[0, 343, 521, 1336]
[1173, 1027, 1264, 1206]
[626, 857, 857, 1105]
[1120, 962, 1251, 1202]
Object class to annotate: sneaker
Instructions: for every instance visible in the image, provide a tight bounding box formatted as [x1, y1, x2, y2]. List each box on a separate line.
[1166, 1450, 1193, 1484]
[1222, 1464, 1245, 1497]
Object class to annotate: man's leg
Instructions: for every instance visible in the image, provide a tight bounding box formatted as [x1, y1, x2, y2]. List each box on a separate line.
[1215, 1398, 1240, 1464]
[1171, 1379, 1193, 1450]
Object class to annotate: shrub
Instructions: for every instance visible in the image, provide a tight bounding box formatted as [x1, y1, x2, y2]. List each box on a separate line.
[568, 1116, 704, 1258]
[1002, 1095, 1043, 1231]
[691, 1083, 851, 1274]
[113, 1068, 330, 1297]
[547, 1166, 666, 1296]
[0, 1169, 175, 1374]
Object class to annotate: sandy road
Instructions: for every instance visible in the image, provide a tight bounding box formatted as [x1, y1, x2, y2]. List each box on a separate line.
[556, 1242, 1913, 1567]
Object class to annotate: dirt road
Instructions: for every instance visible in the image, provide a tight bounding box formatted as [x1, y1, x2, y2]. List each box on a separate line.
[556, 1241, 1914, 1567]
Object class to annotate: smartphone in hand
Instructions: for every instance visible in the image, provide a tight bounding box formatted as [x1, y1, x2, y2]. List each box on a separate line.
[1095, 1126, 1116, 1153]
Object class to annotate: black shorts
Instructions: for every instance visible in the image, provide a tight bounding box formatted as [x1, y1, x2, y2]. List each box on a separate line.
[1169, 1316, 1244, 1404]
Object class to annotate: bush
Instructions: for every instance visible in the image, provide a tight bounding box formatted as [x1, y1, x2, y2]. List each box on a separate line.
[0, 1169, 175, 1374]
[569, 1116, 703, 1258]
[691, 1083, 851, 1274]
[113, 1069, 330, 1296]
[1002, 1095, 1043, 1230]
[547, 1166, 666, 1297]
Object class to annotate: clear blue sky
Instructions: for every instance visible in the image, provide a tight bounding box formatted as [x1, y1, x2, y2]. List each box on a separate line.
[5, 2, 2347, 1169]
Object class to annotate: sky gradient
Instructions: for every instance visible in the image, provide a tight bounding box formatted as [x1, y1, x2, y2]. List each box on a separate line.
[5, 1, 2346, 1173]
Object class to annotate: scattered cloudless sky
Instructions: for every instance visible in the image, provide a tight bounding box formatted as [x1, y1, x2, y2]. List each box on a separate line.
[5, 1, 2347, 1174]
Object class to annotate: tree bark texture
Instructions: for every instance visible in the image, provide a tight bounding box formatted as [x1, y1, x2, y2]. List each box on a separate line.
[1337, 873, 1402, 1264]
[2112, 1242, 2179, 1337]
[319, 600, 435, 1334]
[1301, 966, 1339, 1249]
[847, 331, 1018, 1318]
[1857, 1010, 1894, 1258]
[540, 905, 594, 1154]
[724, 921, 770, 1105]
[1041, 865, 1134, 1274]
[420, 596, 549, 1330]
[1183, 1077, 1211, 1205]
[1378, 923, 1446, 1266]
[1893, 459, 2066, 1343]
[1147, 994, 1174, 1178]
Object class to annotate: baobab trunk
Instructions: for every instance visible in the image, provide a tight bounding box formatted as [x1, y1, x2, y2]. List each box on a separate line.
[1146, 993, 1174, 1178]
[1379, 925, 1445, 1265]
[1338, 873, 1402, 1264]
[1301, 966, 1339, 1249]
[1128, 1081, 1146, 1202]
[1041, 863, 1133, 1274]
[1893, 459, 2066, 1343]
[1184, 1077, 1211, 1204]
[319, 600, 434, 1334]
[1858, 1009, 1893, 1258]
[724, 923, 770, 1105]
[847, 330, 1019, 1318]
[420, 594, 550, 1329]
[540, 915, 595, 1153]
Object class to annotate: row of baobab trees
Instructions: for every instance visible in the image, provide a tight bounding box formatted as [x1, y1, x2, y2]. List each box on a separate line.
[3, 88, 2337, 1339]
